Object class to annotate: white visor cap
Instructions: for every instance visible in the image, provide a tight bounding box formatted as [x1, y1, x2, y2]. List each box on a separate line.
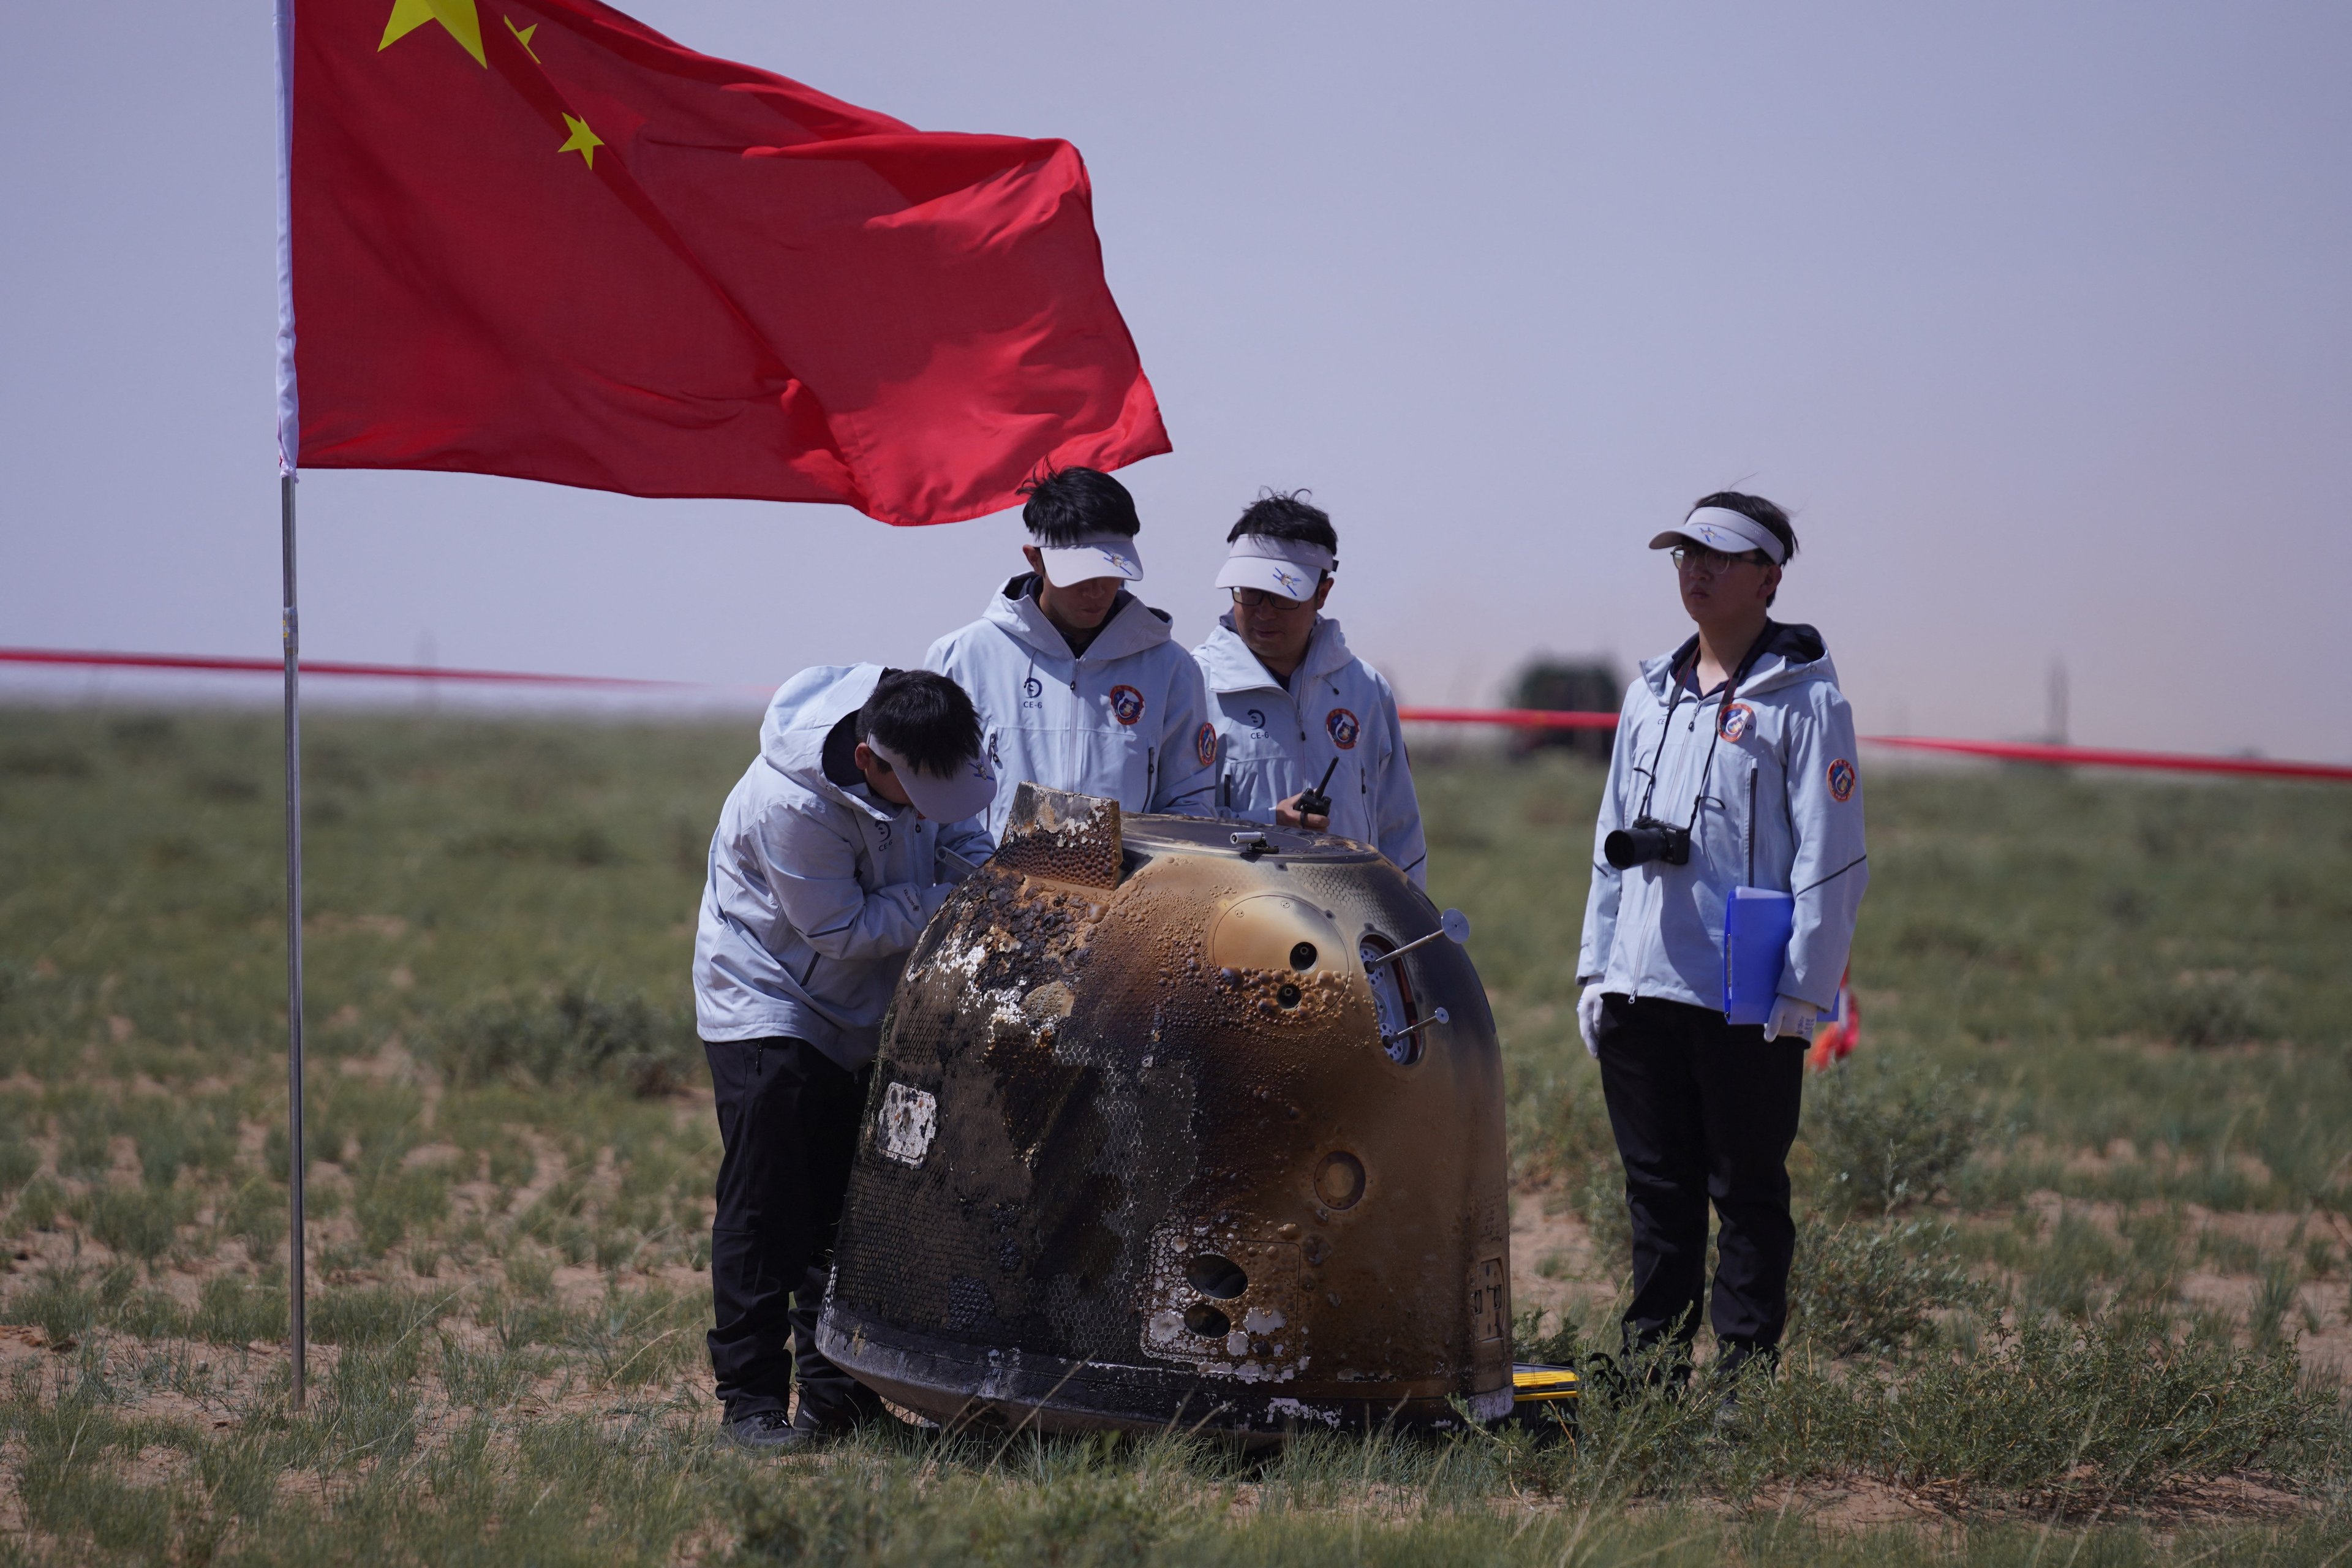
[1648, 506, 1786, 565]
[1034, 531, 1144, 587]
[865, 735, 998, 826]
[1213, 533, 1334, 603]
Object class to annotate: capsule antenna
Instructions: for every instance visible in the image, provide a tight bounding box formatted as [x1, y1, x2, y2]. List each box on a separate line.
[1362, 909, 1472, 969]
[1382, 1006, 1452, 1050]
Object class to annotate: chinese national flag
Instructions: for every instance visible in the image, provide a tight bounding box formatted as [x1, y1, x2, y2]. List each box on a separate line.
[288, 0, 1169, 525]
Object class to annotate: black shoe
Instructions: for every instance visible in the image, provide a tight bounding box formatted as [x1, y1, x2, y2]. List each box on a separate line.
[1706, 1341, 1774, 1436]
[1710, 1380, 1745, 1436]
[719, 1411, 825, 1452]
[792, 1382, 897, 1438]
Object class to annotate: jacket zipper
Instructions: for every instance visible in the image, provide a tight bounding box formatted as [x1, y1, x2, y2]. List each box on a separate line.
[1746, 764, 1758, 886]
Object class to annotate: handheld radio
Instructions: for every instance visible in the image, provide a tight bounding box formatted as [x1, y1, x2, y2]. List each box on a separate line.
[1295, 756, 1340, 823]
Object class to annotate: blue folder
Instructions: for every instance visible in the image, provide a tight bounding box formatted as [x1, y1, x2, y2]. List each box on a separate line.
[1722, 886, 1795, 1026]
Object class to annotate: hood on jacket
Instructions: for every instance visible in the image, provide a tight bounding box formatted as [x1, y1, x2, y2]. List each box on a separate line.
[1638, 622, 1834, 707]
[1197, 614, 1356, 695]
[758, 663, 893, 818]
[983, 573, 1175, 665]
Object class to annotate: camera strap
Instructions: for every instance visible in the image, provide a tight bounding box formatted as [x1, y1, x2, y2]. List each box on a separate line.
[1634, 624, 1777, 837]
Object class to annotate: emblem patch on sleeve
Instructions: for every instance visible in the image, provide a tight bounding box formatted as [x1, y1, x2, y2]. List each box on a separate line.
[1195, 722, 1218, 767]
[1325, 707, 1360, 749]
[1109, 685, 1145, 726]
[1826, 758, 1857, 802]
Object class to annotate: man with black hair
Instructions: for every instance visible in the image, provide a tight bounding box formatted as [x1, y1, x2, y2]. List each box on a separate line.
[926, 466, 1217, 836]
[1192, 491, 1427, 886]
[1577, 492, 1867, 1403]
[693, 665, 995, 1450]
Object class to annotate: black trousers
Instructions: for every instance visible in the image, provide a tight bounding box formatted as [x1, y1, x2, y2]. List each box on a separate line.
[704, 1036, 877, 1424]
[1593, 994, 1806, 1360]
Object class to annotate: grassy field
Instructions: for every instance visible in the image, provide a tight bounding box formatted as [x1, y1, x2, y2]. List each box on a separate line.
[2, 705, 2350, 1565]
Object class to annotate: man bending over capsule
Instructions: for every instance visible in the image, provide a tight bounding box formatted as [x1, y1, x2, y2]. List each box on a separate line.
[1576, 492, 1868, 1401]
[693, 666, 995, 1450]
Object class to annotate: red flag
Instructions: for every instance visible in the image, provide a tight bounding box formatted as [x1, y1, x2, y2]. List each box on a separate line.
[1806, 968, 1859, 1071]
[286, 0, 1169, 525]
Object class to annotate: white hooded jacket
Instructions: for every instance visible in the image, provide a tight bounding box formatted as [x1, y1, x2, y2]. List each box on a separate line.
[1192, 614, 1427, 887]
[925, 575, 1218, 839]
[692, 664, 993, 1069]
[1578, 622, 1868, 1014]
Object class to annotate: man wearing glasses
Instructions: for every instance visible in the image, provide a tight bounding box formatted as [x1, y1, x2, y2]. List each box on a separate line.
[1191, 491, 1427, 886]
[1575, 491, 1868, 1402]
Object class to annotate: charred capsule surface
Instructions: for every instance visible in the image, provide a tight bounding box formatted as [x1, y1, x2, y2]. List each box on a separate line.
[819, 785, 1511, 1436]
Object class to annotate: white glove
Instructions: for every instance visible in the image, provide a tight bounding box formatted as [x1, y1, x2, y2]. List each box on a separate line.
[1763, 994, 1818, 1042]
[1577, 985, 1606, 1059]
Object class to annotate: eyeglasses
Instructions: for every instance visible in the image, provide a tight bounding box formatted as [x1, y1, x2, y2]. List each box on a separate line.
[1230, 587, 1313, 611]
[1670, 545, 1770, 576]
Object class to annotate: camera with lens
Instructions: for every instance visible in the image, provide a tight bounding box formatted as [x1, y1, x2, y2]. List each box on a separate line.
[1604, 816, 1692, 870]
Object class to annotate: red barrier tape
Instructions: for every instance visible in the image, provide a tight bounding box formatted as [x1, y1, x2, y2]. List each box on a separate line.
[0, 646, 685, 689]
[1396, 706, 1618, 731]
[8, 646, 2350, 783]
[1858, 733, 2352, 783]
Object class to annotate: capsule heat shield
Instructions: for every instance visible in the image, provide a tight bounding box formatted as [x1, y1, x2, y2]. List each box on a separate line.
[819, 786, 1512, 1435]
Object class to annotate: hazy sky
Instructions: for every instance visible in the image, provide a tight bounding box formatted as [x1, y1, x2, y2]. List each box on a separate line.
[5, 2, 2348, 758]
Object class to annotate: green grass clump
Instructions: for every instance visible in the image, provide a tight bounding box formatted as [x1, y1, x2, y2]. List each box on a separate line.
[1806, 1059, 1985, 1216]
[427, 984, 701, 1096]
[1853, 1313, 2331, 1508]
[309, 1285, 455, 1349]
[11, 1265, 97, 1346]
[194, 1275, 289, 1344]
[0, 1134, 37, 1196]
[83, 1182, 195, 1261]
[1788, 1218, 1981, 1355]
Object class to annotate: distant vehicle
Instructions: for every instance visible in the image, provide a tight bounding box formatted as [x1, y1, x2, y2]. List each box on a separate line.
[1507, 657, 1622, 764]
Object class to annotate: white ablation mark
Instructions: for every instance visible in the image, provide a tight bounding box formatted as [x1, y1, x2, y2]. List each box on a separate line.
[878, 1082, 938, 1167]
[1267, 1396, 1341, 1429]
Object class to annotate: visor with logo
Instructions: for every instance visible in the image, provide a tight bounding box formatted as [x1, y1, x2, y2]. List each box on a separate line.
[1214, 534, 1333, 603]
[1647, 506, 1787, 564]
[865, 736, 998, 824]
[1034, 532, 1144, 587]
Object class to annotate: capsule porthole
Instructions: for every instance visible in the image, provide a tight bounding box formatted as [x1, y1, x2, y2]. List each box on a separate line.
[1186, 1253, 1249, 1299]
[1314, 1152, 1366, 1210]
[1183, 1303, 1231, 1337]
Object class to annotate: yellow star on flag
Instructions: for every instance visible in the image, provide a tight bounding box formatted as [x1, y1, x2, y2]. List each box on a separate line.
[503, 15, 541, 63]
[380, 0, 486, 67]
[558, 114, 604, 170]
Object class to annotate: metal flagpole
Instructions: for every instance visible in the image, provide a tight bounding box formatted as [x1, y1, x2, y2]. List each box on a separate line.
[281, 477, 307, 1410]
[274, 0, 306, 1411]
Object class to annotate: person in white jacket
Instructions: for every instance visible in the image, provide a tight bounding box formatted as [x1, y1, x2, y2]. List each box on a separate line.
[1575, 492, 1868, 1396]
[926, 466, 1218, 838]
[1191, 491, 1427, 886]
[692, 664, 995, 1450]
